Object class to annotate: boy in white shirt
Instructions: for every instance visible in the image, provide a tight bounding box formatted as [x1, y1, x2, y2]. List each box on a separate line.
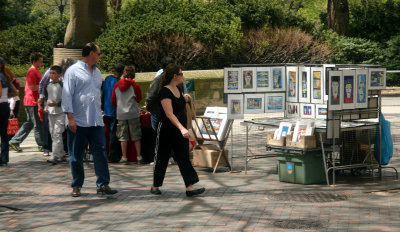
[44, 66, 65, 164]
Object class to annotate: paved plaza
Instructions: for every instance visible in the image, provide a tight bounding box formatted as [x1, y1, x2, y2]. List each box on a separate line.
[1, 97, 400, 231]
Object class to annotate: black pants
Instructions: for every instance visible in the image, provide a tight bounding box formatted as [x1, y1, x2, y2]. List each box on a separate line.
[153, 122, 199, 188]
[0, 103, 10, 164]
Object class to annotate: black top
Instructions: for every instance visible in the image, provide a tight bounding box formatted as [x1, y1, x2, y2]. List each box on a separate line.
[158, 86, 187, 130]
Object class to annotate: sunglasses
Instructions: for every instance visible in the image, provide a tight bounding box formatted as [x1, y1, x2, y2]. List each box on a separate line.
[177, 73, 184, 76]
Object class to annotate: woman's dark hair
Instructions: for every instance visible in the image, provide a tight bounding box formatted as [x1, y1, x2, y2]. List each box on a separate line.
[124, 65, 136, 79]
[160, 63, 181, 87]
[0, 56, 10, 84]
[82, 42, 98, 57]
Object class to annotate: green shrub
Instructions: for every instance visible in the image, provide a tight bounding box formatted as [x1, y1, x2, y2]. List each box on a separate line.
[0, 16, 67, 66]
[383, 34, 400, 86]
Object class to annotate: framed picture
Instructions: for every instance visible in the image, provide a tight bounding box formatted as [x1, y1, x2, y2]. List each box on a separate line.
[244, 94, 265, 114]
[256, 67, 271, 92]
[298, 66, 311, 103]
[311, 67, 324, 104]
[286, 66, 298, 102]
[286, 103, 300, 118]
[342, 69, 356, 110]
[227, 94, 244, 119]
[270, 67, 285, 92]
[355, 69, 368, 108]
[224, 68, 242, 93]
[265, 93, 285, 113]
[300, 103, 315, 118]
[323, 64, 336, 103]
[328, 70, 342, 111]
[241, 67, 257, 92]
[368, 68, 386, 90]
[315, 104, 328, 119]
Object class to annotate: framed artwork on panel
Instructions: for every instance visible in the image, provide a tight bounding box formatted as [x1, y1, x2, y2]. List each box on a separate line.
[227, 94, 244, 119]
[244, 94, 264, 114]
[311, 67, 324, 104]
[286, 66, 298, 102]
[286, 102, 300, 118]
[256, 67, 271, 92]
[241, 67, 257, 92]
[342, 69, 356, 110]
[355, 69, 368, 108]
[328, 70, 343, 111]
[368, 68, 386, 90]
[224, 68, 242, 93]
[323, 64, 336, 103]
[265, 93, 285, 113]
[315, 104, 327, 119]
[270, 67, 285, 92]
[298, 66, 310, 103]
[300, 103, 315, 119]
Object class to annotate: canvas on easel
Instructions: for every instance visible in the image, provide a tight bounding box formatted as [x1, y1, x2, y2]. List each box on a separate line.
[328, 70, 342, 111]
[224, 68, 242, 93]
[241, 67, 257, 92]
[270, 67, 285, 92]
[355, 69, 368, 108]
[311, 67, 324, 104]
[256, 67, 271, 92]
[286, 66, 298, 102]
[298, 66, 310, 103]
[196, 107, 228, 141]
[227, 94, 244, 119]
[368, 68, 386, 90]
[342, 69, 356, 110]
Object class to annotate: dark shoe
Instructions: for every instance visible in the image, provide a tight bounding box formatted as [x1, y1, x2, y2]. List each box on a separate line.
[186, 187, 205, 197]
[150, 187, 162, 195]
[97, 186, 118, 195]
[38, 147, 44, 152]
[9, 143, 22, 152]
[71, 187, 81, 197]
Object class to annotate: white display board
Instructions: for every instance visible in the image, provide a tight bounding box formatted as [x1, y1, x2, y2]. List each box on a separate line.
[224, 68, 242, 93]
[227, 94, 244, 119]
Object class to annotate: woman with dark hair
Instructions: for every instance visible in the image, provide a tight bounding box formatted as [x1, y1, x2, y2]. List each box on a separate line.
[0, 57, 17, 166]
[151, 63, 205, 197]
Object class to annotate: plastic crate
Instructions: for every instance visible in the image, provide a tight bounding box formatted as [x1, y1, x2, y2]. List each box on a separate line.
[277, 153, 326, 185]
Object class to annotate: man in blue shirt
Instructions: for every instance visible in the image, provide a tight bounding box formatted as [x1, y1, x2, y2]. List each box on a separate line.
[62, 42, 118, 197]
[101, 63, 124, 163]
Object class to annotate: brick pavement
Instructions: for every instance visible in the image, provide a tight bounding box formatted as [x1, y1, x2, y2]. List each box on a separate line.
[1, 110, 400, 231]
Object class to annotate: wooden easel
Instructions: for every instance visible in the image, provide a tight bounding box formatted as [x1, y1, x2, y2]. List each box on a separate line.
[192, 116, 233, 173]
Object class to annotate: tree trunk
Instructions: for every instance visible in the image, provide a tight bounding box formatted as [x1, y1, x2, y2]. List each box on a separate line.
[327, 0, 349, 36]
[109, 0, 122, 13]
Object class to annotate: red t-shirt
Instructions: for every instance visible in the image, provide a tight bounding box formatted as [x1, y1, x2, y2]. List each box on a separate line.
[24, 67, 42, 106]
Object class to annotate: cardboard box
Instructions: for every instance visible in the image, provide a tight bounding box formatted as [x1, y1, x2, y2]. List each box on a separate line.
[193, 144, 229, 168]
[266, 134, 286, 146]
[286, 134, 316, 149]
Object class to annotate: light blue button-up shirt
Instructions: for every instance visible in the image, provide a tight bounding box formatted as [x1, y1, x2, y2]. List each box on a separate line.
[62, 60, 104, 127]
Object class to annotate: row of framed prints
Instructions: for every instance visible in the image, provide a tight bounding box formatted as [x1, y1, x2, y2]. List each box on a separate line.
[227, 93, 327, 119]
[327, 69, 385, 110]
[224, 66, 386, 105]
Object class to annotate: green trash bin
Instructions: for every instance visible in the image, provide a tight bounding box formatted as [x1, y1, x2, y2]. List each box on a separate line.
[277, 153, 326, 185]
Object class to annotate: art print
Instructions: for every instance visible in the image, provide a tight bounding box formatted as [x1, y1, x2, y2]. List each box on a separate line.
[298, 66, 310, 103]
[315, 104, 327, 119]
[242, 68, 257, 92]
[244, 94, 265, 114]
[270, 67, 285, 91]
[311, 67, 324, 104]
[286, 66, 298, 102]
[265, 93, 285, 113]
[328, 70, 343, 111]
[197, 107, 228, 140]
[224, 68, 242, 93]
[368, 68, 386, 90]
[323, 64, 336, 103]
[227, 94, 244, 119]
[300, 103, 315, 119]
[355, 69, 368, 108]
[342, 70, 355, 110]
[256, 67, 271, 92]
[286, 103, 299, 118]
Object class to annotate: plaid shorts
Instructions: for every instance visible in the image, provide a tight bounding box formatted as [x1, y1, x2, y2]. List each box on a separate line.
[116, 118, 142, 141]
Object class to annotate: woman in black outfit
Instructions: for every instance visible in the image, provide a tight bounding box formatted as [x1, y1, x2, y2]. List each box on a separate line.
[151, 63, 205, 197]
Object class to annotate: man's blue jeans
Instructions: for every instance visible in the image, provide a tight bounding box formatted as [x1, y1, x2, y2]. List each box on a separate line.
[150, 112, 160, 131]
[67, 126, 110, 189]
